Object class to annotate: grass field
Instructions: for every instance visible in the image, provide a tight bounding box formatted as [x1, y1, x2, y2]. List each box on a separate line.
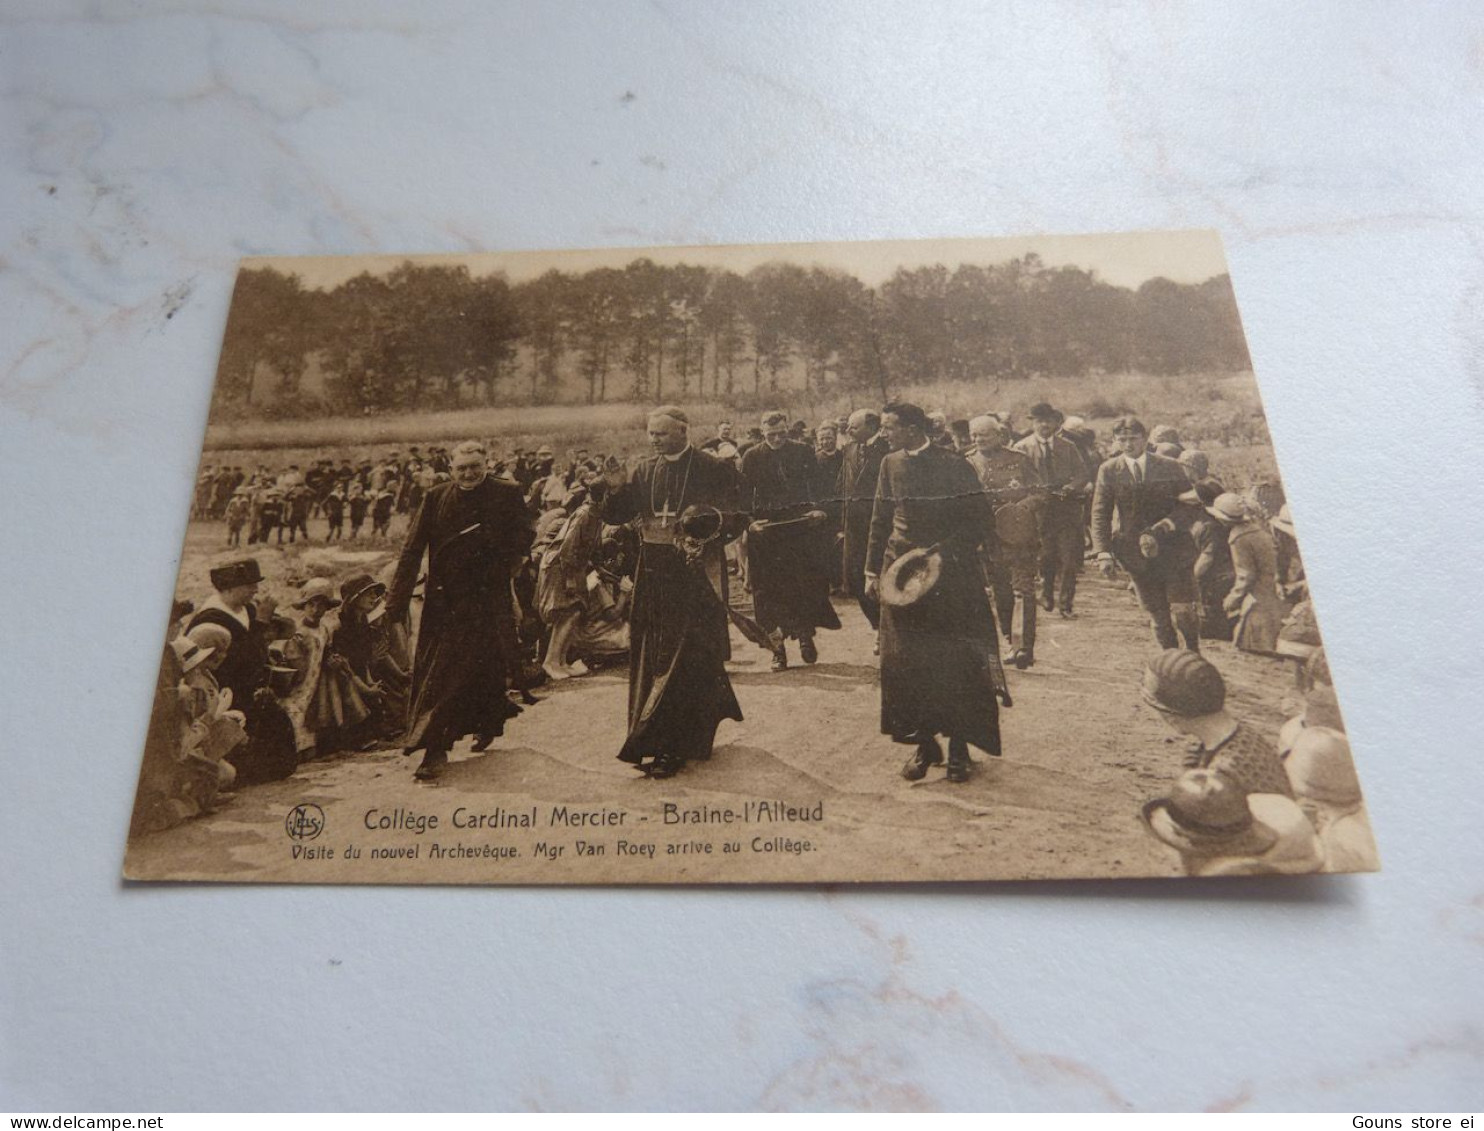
[203, 370, 1279, 485]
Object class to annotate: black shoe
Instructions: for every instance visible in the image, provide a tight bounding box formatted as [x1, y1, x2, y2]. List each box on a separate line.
[945, 739, 971, 783]
[1013, 649, 1033, 670]
[470, 732, 495, 753]
[413, 750, 448, 781]
[643, 754, 684, 779]
[901, 739, 943, 781]
[771, 647, 788, 673]
[799, 636, 818, 664]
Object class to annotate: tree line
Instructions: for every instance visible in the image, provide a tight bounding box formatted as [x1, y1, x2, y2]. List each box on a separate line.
[212, 254, 1251, 418]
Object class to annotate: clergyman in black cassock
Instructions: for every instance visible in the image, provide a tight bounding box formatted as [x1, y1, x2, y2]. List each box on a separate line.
[386, 445, 534, 779]
[866, 408, 1005, 782]
[740, 429, 841, 668]
[601, 415, 744, 777]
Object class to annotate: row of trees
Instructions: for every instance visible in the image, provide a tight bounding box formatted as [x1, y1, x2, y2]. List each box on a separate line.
[213, 254, 1251, 417]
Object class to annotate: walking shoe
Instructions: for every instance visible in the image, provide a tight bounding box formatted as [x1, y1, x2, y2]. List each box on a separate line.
[799, 636, 818, 664]
[900, 739, 943, 781]
[413, 749, 448, 781]
[1013, 649, 1033, 670]
[771, 646, 788, 673]
[945, 740, 971, 783]
[643, 753, 684, 779]
[1059, 607, 1077, 620]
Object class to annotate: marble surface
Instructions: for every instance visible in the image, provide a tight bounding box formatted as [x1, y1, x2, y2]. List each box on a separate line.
[2, 0, 1482, 1112]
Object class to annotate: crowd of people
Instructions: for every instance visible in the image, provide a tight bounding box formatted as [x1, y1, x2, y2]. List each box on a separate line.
[134, 401, 1375, 874]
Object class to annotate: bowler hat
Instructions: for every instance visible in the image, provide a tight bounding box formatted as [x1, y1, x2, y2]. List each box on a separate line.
[1141, 769, 1279, 858]
[209, 558, 262, 591]
[1027, 402, 1063, 423]
[880, 546, 943, 607]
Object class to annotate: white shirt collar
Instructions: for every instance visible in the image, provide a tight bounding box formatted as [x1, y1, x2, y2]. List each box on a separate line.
[201, 592, 250, 629]
[906, 440, 931, 456]
[1124, 451, 1148, 470]
[663, 445, 692, 463]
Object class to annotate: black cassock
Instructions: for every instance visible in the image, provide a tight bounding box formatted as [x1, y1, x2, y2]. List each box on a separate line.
[866, 444, 1004, 755]
[739, 439, 842, 639]
[386, 477, 534, 756]
[601, 447, 743, 768]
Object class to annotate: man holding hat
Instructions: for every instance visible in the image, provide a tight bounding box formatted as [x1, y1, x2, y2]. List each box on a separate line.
[600, 406, 744, 778]
[1091, 416, 1196, 650]
[836, 409, 891, 632]
[385, 440, 535, 781]
[1012, 402, 1090, 619]
[866, 402, 1007, 784]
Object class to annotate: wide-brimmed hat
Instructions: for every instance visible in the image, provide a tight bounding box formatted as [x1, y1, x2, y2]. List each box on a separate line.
[1140, 769, 1279, 858]
[1206, 492, 1250, 524]
[1270, 504, 1296, 538]
[340, 574, 386, 605]
[1141, 649, 1226, 716]
[292, 577, 341, 610]
[677, 503, 723, 543]
[169, 634, 214, 673]
[1287, 727, 1359, 806]
[881, 546, 942, 607]
[209, 558, 262, 590]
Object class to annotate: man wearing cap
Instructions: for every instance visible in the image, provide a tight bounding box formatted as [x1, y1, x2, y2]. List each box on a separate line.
[1092, 416, 1196, 650]
[385, 440, 535, 780]
[968, 415, 1043, 668]
[600, 406, 744, 778]
[836, 409, 890, 632]
[741, 410, 841, 671]
[866, 402, 1005, 784]
[186, 558, 298, 784]
[1013, 403, 1090, 619]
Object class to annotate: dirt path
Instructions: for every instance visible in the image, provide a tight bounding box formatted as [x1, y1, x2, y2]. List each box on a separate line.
[127, 538, 1303, 884]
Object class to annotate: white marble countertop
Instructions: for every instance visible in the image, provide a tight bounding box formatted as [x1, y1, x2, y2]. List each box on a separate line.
[2, 1, 1481, 1112]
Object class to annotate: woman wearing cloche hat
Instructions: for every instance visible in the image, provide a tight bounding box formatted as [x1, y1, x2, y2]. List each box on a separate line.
[1206, 492, 1285, 654]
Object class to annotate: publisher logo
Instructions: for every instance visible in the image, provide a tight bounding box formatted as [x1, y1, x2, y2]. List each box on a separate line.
[285, 803, 326, 841]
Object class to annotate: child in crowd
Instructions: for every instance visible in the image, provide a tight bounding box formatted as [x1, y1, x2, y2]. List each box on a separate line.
[323, 485, 345, 540]
[347, 482, 368, 539]
[278, 578, 341, 760]
[224, 489, 250, 547]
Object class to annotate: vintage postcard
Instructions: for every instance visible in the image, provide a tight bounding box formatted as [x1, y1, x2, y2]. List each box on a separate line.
[123, 231, 1377, 884]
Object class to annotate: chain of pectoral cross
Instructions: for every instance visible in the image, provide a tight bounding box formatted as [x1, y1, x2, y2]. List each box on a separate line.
[650, 450, 694, 528]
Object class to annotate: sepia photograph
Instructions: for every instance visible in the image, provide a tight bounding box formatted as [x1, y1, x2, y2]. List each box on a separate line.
[122, 230, 1377, 884]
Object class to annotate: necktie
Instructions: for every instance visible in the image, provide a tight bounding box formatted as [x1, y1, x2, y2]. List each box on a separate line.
[1132, 458, 1143, 485]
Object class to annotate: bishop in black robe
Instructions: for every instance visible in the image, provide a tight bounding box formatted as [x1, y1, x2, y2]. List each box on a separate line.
[601, 444, 743, 775]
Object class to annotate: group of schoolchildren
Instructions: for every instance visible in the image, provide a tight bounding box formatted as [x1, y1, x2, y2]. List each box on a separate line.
[130, 560, 414, 835]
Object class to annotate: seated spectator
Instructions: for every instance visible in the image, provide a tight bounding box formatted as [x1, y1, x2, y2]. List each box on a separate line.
[1140, 768, 1321, 876]
[1141, 650, 1294, 797]
[1286, 727, 1379, 871]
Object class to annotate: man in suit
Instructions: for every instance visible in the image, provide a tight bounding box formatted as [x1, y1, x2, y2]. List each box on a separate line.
[1091, 415, 1199, 650]
[1013, 402, 1090, 618]
[836, 409, 890, 632]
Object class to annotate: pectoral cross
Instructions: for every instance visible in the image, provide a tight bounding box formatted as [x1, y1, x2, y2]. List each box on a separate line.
[655, 499, 677, 527]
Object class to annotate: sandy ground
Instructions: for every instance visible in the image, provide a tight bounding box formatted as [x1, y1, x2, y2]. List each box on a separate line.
[125, 521, 1308, 885]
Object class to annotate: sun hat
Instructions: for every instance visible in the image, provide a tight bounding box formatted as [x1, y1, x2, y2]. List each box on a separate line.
[1206, 492, 1250, 524]
[1140, 769, 1279, 858]
[880, 546, 943, 607]
[292, 577, 341, 610]
[1287, 727, 1360, 807]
